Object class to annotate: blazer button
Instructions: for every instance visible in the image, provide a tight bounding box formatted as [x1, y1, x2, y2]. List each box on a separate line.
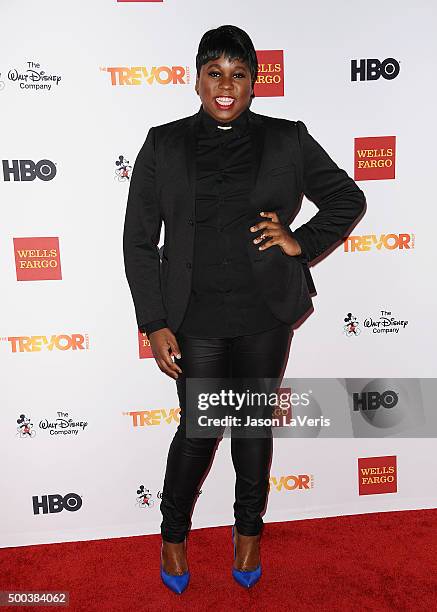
[186, 262, 192, 269]
[188, 218, 194, 226]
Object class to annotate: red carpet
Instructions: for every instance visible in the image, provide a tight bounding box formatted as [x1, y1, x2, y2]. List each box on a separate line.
[1, 509, 436, 611]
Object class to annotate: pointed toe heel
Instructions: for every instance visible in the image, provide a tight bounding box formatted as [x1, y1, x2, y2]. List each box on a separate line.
[231, 525, 262, 588]
[232, 564, 262, 588]
[160, 537, 190, 594]
[160, 564, 190, 594]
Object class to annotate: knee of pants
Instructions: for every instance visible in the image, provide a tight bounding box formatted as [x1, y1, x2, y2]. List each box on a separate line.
[172, 427, 219, 458]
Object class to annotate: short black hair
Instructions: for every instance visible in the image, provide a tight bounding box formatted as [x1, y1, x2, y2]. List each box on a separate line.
[196, 25, 258, 95]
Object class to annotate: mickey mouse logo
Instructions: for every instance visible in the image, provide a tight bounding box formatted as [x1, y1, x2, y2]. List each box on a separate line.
[136, 484, 154, 509]
[115, 155, 132, 181]
[344, 312, 361, 336]
[16, 413, 36, 438]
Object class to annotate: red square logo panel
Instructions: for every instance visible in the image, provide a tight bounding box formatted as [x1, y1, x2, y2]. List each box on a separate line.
[14, 237, 62, 281]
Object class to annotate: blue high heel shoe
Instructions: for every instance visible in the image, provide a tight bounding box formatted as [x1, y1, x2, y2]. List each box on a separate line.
[231, 525, 262, 588]
[160, 539, 190, 594]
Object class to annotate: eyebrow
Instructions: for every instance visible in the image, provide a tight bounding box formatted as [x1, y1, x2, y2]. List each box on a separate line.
[207, 63, 248, 71]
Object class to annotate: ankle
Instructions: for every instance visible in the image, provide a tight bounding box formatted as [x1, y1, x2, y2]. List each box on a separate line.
[161, 539, 188, 575]
[234, 527, 261, 571]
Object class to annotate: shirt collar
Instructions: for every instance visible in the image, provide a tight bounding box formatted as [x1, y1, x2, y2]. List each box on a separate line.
[198, 104, 249, 138]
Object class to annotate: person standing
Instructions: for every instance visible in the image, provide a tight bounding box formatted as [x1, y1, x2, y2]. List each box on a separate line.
[123, 24, 366, 594]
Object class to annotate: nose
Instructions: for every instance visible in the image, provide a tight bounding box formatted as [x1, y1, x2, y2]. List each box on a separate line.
[218, 75, 234, 93]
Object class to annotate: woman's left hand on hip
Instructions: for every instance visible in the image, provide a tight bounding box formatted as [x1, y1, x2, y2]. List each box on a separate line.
[249, 211, 302, 256]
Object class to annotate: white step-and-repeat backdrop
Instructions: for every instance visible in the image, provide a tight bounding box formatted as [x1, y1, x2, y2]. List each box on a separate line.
[1, 0, 436, 548]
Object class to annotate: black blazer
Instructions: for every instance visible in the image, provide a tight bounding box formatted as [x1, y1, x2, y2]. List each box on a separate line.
[123, 106, 366, 333]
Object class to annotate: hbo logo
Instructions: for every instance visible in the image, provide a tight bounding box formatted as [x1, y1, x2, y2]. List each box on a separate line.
[2, 159, 57, 181]
[32, 493, 82, 514]
[352, 390, 399, 411]
[351, 58, 400, 81]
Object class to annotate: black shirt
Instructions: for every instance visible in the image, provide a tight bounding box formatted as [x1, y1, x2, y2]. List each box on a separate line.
[143, 105, 284, 337]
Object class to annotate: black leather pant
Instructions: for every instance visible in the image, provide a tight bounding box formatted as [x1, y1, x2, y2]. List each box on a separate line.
[160, 322, 293, 543]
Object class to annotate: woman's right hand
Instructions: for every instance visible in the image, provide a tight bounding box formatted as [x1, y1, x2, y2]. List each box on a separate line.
[148, 328, 183, 380]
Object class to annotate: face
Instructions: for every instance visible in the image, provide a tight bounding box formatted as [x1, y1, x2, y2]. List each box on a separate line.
[195, 53, 253, 122]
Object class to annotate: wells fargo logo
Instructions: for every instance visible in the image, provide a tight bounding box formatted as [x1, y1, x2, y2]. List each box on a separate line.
[269, 474, 313, 492]
[100, 65, 189, 86]
[13, 237, 62, 281]
[354, 136, 396, 181]
[344, 233, 415, 252]
[1, 334, 89, 353]
[358, 455, 397, 495]
[254, 50, 284, 97]
[138, 331, 154, 359]
[124, 409, 180, 426]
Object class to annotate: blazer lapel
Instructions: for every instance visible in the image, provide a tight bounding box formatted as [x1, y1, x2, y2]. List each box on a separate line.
[182, 111, 199, 218]
[247, 108, 266, 193]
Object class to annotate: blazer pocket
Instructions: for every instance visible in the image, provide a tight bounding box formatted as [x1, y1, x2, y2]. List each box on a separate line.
[270, 165, 294, 176]
[261, 164, 296, 178]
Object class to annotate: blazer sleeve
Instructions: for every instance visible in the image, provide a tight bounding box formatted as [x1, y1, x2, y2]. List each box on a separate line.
[292, 120, 366, 264]
[123, 127, 168, 330]
[139, 319, 168, 336]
